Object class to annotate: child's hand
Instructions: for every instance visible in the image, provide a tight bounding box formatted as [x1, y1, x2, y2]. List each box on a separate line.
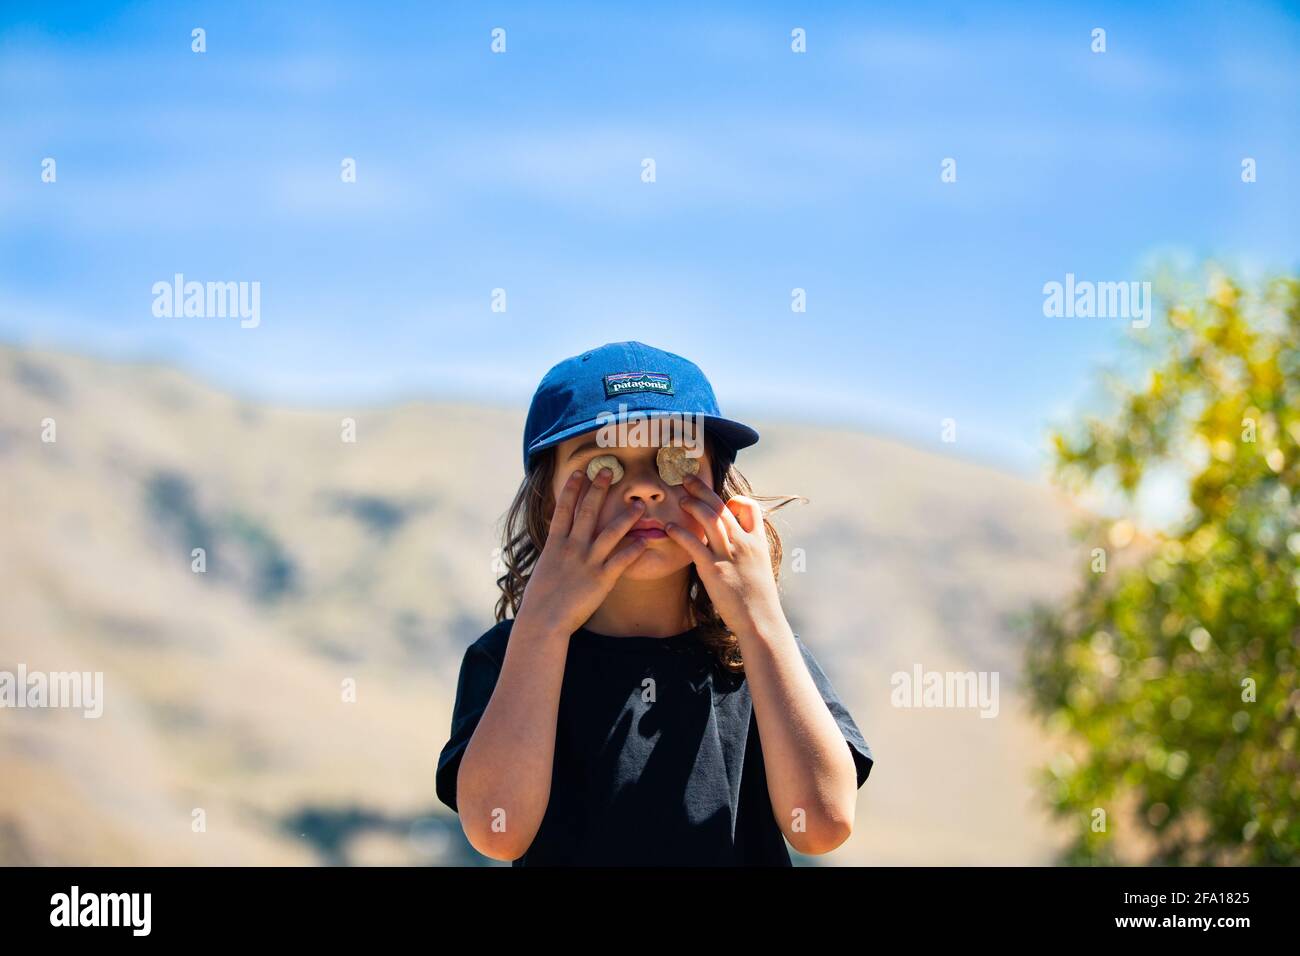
[516, 467, 649, 638]
[663, 473, 784, 638]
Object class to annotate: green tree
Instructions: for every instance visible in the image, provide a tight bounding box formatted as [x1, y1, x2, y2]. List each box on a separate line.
[1025, 265, 1300, 864]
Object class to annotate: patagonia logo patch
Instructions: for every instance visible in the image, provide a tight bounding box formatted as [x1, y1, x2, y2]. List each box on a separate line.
[603, 370, 674, 399]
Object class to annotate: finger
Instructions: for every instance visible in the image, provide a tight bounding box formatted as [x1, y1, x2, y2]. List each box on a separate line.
[603, 534, 650, 576]
[571, 466, 614, 541]
[663, 519, 714, 566]
[680, 497, 733, 557]
[681, 472, 724, 508]
[591, 499, 646, 560]
[675, 506, 712, 548]
[682, 474, 745, 540]
[549, 469, 585, 538]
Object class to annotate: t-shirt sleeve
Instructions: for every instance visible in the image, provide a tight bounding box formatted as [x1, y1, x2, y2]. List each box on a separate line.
[435, 639, 504, 814]
[793, 634, 874, 789]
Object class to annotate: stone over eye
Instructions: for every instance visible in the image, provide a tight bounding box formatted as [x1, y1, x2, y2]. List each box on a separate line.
[586, 454, 624, 484]
[656, 445, 701, 486]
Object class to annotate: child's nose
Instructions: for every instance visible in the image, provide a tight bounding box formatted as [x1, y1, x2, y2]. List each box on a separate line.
[619, 458, 666, 502]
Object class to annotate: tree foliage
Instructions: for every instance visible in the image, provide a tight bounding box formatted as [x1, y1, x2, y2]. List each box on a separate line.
[1025, 265, 1300, 864]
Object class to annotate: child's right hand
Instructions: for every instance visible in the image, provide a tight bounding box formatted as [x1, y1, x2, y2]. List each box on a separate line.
[516, 466, 649, 638]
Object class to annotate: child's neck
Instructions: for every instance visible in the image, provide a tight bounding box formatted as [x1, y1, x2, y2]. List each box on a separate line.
[581, 572, 694, 638]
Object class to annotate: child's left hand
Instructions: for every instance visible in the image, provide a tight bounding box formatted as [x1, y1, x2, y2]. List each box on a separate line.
[663, 473, 785, 638]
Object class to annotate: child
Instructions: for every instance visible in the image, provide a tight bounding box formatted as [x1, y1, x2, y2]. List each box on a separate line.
[435, 340, 873, 865]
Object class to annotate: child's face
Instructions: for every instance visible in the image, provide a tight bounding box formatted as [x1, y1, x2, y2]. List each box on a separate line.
[548, 430, 714, 581]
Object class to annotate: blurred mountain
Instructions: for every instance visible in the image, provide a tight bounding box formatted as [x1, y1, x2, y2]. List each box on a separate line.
[0, 343, 1082, 865]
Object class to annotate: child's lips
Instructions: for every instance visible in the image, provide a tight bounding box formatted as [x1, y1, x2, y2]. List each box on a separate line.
[629, 518, 667, 540]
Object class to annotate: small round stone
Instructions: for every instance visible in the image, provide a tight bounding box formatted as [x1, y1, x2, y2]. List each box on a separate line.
[586, 454, 624, 484]
[656, 445, 701, 485]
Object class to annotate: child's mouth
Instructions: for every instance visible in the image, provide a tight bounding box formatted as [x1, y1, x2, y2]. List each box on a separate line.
[629, 518, 668, 540]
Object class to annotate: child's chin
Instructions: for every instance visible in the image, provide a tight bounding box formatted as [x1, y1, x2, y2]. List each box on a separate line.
[621, 546, 690, 579]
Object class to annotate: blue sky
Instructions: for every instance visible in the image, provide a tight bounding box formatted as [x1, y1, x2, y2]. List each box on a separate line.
[2, 0, 1299, 475]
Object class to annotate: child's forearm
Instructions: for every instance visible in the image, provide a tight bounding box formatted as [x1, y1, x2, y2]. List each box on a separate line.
[739, 617, 860, 855]
[455, 613, 571, 861]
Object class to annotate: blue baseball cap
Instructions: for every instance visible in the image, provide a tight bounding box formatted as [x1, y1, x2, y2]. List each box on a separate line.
[522, 341, 760, 472]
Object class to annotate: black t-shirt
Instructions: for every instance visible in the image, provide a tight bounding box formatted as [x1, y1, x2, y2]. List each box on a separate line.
[435, 618, 873, 866]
